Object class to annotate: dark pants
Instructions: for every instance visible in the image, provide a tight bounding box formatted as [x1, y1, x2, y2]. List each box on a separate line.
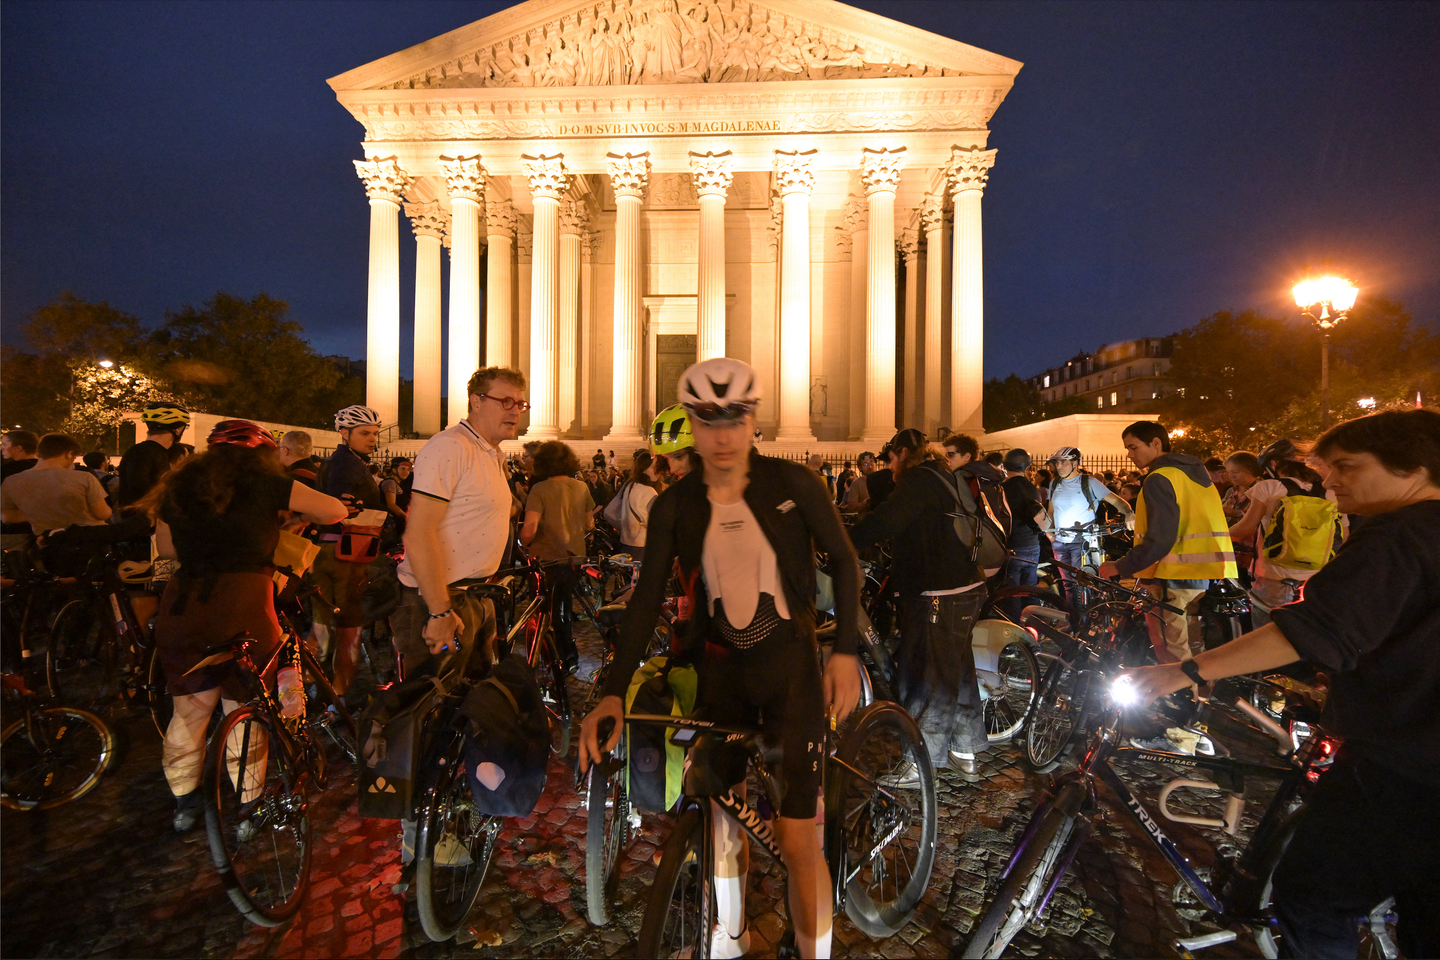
[1002, 543, 1041, 620]
[896, 591, 987, 764]
[1273, 755, 1439, 958]
[546, 565, 578, 664]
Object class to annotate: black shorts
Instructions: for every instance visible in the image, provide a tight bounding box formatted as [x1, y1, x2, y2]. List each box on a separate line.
[691, 614, 826, 821]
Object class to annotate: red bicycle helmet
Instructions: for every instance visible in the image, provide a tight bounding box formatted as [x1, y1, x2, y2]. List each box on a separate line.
[207, 419, 277, 449]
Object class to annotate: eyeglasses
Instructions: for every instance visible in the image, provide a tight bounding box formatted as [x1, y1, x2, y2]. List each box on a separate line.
[684, 402, 756, 423]
[477, 393, 532, 412]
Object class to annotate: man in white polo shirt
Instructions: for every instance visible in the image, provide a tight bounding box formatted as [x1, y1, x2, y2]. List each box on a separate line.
[396, 366, 528, 679]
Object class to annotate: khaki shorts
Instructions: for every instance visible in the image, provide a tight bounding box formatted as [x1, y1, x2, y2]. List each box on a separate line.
[311, 542, 371, 629]
[1140, 581, 1207, 664]
[391, 586, 496, 679]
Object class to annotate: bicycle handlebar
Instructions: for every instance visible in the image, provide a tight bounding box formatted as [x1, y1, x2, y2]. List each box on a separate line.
[1046, 558, 1185, 615]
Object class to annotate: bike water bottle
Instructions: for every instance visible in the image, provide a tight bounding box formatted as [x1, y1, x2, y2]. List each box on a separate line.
[277, 663, 305, 719]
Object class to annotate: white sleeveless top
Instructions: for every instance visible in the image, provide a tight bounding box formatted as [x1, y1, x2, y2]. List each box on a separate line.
[701, 494, 791, 628]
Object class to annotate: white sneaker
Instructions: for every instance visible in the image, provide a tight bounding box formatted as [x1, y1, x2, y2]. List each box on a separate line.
[433, 833, 473, 867]
[711, 922, 750, 959]
[877, 760, 921, 788]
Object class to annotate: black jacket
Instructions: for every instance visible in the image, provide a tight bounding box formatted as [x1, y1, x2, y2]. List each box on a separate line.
[601, 449, 862, 701]
[850, 461, 984, 598]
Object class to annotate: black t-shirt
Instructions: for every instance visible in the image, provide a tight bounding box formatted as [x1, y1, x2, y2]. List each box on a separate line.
[1002, 475, 1043, 550]
[866, 468, 896, 509]
[319, 445, 383, 534]
[1271, 500, 1440, 784]
[162, 474, 294, 574]
[118, 439, 171, 508]
[850, 462, 983, 597]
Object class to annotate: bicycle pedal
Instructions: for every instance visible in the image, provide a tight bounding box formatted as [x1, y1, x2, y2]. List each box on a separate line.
[1173, 930, 1237, 953]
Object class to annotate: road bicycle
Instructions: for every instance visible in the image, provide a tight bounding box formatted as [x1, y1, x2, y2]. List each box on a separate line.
[631, 701, 938, 956]
[0, 670, 116, 810]
[962, 675, 1397, 959]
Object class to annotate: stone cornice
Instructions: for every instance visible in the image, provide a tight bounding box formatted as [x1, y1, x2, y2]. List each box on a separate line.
[437, 155, 487, 201]
[354, 157, 411, 203]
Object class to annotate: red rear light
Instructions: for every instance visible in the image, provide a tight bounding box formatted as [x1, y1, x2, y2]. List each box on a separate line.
[1025, 627, 1040, 642]
[1321, 740, 1334, 755]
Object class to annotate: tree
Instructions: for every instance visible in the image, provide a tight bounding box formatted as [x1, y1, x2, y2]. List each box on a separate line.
[62, 360, 178, 452]
[23, 292, 147, 362]
[984, 374, 1091, 432]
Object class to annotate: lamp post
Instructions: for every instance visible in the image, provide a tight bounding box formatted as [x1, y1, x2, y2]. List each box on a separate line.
[1292, 276, 1358, 430]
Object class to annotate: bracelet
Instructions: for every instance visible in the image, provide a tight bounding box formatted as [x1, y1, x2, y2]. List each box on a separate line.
[1180, 659, 1206, 685]
[428, 609, 454, 620]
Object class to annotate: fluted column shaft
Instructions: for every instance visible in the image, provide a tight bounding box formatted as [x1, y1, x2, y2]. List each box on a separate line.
[922, 196, 949, 436]
[485, 200, 517, 369]
[691, 153, 733, 361]
[901, 231, 921, 430]
[860, 149, 905, 443]
[605, 153, 649, 444]
[774, 151, 817, 442]
[406, 200, 447, 437]
[354, 158, 410, 430]
[846, 205, 868, 442]
[523, 156, 567, 438]
[949, 148, 996, 435]
[557, 202, 586, 436]
[437, 157, 486, 428]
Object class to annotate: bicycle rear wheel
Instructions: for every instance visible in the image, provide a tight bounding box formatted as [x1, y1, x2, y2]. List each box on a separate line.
[637, 806, 713, 958]
[534, 631, 572, 756]
[982, 641, 1039, 743]
[204, 706, 311, 926]
[145, 644, 171, 738]
[585, 736, 633, 926]
[44, 598, 112, 706]
[1024, 661, 1088, 773]
[0, 706, 115, 810]
[415, 743, 501, 942]
[827, 700, 937, 938]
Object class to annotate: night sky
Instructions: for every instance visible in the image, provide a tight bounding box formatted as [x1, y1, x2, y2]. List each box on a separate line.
[3, 0, 1437, 382]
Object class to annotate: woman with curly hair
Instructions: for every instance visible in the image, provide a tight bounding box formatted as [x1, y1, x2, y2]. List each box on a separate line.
[520, 440, 594, 674]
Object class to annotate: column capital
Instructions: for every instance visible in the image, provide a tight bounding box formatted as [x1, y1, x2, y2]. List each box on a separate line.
[581, 232, 600, 264]
[404, 200, 449, 241]
[354, 157, 410, 204]
[485, 199, 518, 238]
[559, 200, 590, 236]
[606, 152, 651, 199]
[689, 151, 734, 199]
[437, 155, 486, 203]
[898, 227, 920, 262]
[516, 230, 533, 264]
[948, 146, 998, 196]
[920, 193, 949, 233]
[860, 147, 907, 196]
[773, 149, 817, 197]
[522, 154, 570, 200]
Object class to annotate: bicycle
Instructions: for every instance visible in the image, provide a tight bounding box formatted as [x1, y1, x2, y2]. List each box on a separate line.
[631, 702, 938, 956]
[962, 676, 1397, 959]
[0, 671, 116, 810]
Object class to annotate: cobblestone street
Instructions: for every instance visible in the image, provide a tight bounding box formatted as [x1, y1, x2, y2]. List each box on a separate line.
[3, 622, 1277, 959]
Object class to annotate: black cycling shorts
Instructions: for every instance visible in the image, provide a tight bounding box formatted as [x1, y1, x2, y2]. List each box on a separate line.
[691, 604, 826, 821]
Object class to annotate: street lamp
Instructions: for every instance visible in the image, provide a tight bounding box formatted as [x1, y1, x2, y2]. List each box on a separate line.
[98, 359, 114, 369]
[1292, 276, 1358, 430]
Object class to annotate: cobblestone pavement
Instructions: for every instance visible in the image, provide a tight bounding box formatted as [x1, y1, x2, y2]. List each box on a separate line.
[3, 621, 1279, 959]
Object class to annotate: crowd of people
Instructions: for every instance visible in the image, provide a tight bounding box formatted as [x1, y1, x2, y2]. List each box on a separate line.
[3, 355, 1436, 960]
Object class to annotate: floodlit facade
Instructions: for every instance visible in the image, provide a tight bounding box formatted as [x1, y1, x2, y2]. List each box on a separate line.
[328, 0, 1021, 449]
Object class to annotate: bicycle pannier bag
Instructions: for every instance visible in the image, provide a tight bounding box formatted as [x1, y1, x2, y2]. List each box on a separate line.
[1261, 479, 1340, 571]
[459, 653, 551, 818]
[360, 554, 403, 622]
[625, 655, 698, 813]
[357, 676, 443, 819]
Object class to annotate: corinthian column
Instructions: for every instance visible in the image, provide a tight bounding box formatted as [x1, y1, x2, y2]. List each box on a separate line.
[558, 200, 588, 436]
[949, 147, 996, 435]
[438, 156, 486, 428]
[690, 152, 733, 361]
[859, 148, 905, 444]
[899, 227, 921, 429]
[523, 155, 569, 438]
[405, 200, 448, 436]
[353, 157, 411, 429]
[485, 200, 518, 368]
[773, 150, 817, 443]
[844, 198, 868, 440]
[604, 153, 650, 446]
[921, 194, 950, 436]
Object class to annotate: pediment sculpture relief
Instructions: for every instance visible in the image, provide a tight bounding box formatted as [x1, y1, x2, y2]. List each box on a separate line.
[384, 0, 965, 90]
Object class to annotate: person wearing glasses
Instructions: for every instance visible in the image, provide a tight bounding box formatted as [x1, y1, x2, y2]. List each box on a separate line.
[578, 357, 864, 960]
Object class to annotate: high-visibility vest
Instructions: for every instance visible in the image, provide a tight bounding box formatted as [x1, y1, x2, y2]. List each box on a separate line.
[1133, 466, 1238, 580]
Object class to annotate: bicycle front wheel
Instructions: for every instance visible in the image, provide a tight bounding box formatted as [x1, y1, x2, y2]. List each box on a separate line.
[0, 706, 115, 810]
[145, 644, 172, 738]
[1024, 661, 1088, 773]
[637, 806, 713, 958]
[416, 745, 501, 942]
[983, 641, 1039, 743]
[44, 598, 111, 706]
[827, 700, 938, 938]
[204, 706, 311, 926]
[585, 736, 633, 926]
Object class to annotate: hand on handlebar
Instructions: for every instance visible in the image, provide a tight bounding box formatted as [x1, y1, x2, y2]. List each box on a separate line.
[423, 610, 463, 655]
[824, 653, 862, 726]
[1096, 561, 1121, 580]
[578, 695, 624, 774]
[1116, 662, 1191, 705]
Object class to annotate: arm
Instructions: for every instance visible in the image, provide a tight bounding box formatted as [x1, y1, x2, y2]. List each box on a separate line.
[153, 519, 177, 559]
[849, 472, 929, 549]
[795, 467, 865, 721]
[383, 484, 405, 519]
[287, 482, 348, 525]
[1122, 622, 1301, 703]
[1101, 489, 1134, 527]
[1, 485, 25, 525]
[520, 509, 541, 546]
[1229, 494, 1269, 544]
[1112, 474, 1179, 577]
[86, 475, 113, 522]
[401, 494, 465, 655]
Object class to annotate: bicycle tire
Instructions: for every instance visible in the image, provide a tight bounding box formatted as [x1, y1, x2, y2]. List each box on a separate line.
[963, 783, 1084, 959]
[637, 806, 713, 959]
[1024, 661, 1087, 774]
[827, 700, 938, 938]
[301, 646, 358, 764]
[0, 706, 116, 810]
[204, 705, 312, 926]
[535, 631, 572, 757]
[585, 735, 632, 926]
[983, 640, 1039, 744]
[145, 644, 172, 738]
[44, 597, 111, 706]
[415, 742, 501, 942]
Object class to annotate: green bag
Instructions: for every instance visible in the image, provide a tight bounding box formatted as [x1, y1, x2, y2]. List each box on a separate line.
[624, 655, 698, 813]
[1261, 479, 1341, 571]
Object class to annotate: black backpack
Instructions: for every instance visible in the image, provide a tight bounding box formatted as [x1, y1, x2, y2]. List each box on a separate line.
[919, 461, 1009, 573]
[357, 675, 446, 819]
[458, 654, 550, 818]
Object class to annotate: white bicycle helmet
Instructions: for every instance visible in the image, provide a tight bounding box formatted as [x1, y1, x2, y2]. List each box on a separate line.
[334, 404, 382, 431]
[677, 358, 762, 421]
[1047, 446, 1082, 463]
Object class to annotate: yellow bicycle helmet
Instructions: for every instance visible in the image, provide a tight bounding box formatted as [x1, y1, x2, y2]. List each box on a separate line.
[650, 404, 694, 455]
[140, 401, 190, 427]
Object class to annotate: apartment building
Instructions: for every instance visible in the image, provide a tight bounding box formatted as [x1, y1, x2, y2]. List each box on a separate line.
[1027, 336, 1174, 412]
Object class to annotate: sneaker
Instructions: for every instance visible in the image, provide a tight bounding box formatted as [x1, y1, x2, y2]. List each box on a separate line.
[948, 751, 977, 774]
[173, 789, 203, 833]
[710, 922, 750, 960]
[1129, 730, 1200, 756]
[433, 833, 474, 867]
[877, 760, 921, 788]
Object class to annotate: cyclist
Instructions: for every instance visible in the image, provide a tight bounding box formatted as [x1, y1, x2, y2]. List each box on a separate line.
[140, 420, 345, 832]
[278, 430, 317, 488]
[1000, 449, 1045, 611]
[852, 428, 988, 775]
[116, 401, 190, 510]
[311, 404, 386, 697]
[1043, 445, 1134, 576]
[650, 403, 698, 480]
[0, 433, 112, 535]
[606, 451, 661, 560]
[1122, 408, 1440, 960]
[579, 357, 863, 960]
[380, 456, 413, 543]
[519, 440, 594, 675]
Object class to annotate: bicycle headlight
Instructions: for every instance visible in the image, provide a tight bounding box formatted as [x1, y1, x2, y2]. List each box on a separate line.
[1110, 676, 1141, 708]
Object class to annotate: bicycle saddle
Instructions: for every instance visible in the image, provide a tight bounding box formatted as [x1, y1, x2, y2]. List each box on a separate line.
[595, 603, 627, 628]
[464, 579, 519, 616]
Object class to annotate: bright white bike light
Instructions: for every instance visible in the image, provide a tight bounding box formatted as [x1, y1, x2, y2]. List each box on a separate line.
[1110, 676, 1141, 708]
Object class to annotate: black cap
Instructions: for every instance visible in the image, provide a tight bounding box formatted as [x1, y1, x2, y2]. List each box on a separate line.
[887, 428, 927, 453]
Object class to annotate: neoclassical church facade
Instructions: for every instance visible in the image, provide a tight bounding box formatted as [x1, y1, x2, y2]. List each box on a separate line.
[329, 0, 1021, 449]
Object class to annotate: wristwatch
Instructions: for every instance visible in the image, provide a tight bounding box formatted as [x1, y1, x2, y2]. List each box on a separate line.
[1179, 659, 1206, 685]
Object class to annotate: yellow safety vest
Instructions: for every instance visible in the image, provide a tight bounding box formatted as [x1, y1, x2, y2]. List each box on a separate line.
[1133, 466, 1238, 580]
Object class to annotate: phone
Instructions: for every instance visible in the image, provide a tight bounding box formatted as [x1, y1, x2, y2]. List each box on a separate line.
[669, 726, 698, 746]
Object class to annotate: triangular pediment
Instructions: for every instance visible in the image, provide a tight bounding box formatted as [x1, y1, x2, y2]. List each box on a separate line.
[327, 0, 1022, 93]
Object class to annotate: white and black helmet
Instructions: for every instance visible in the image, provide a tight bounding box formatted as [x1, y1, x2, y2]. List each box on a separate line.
[334, 404, 382, 431]
[677, 358, 762, 421]
[1047, 446, 1082, 463]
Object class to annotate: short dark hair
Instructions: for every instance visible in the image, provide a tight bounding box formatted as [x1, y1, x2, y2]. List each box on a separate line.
[1003, 448, 1031, 472]
[467, 366, 527, 400]
[1315, 409, 1440, 485]
[3, 430, 38, 454]
[1122, 420, 1171, 452]
[82, 451, 107, 470]
[1204, 457, 1225, 471]
[389, 456, 411, 470]
[37, 433, 81, 460]
[942, 433, 979, 460]
[985, 451, 1004, 466]
[532, 440, 581, 481]
[1224, 452, 1262, 478]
